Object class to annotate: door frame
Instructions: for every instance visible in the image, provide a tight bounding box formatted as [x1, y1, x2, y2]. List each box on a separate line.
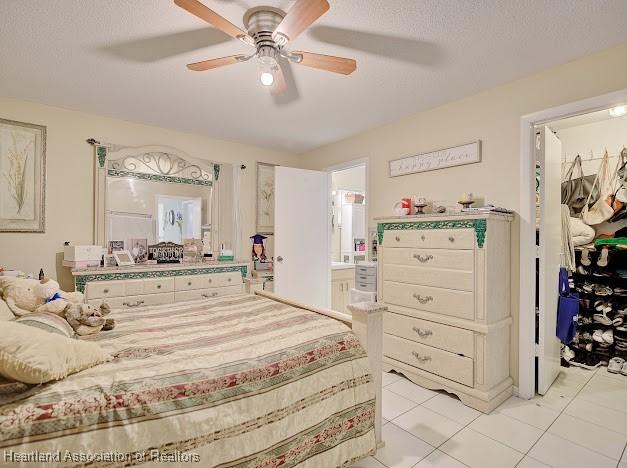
[518, 88, 627, 399]
[325, 157, 370, 260]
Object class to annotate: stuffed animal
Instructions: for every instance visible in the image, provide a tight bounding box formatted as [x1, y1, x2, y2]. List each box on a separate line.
[1, 277, 84, 317]
[63, 302, 113, 336]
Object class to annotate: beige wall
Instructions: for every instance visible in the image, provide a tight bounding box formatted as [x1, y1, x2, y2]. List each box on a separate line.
[0, 97, 296, 290]
[299, 42, 627, 386]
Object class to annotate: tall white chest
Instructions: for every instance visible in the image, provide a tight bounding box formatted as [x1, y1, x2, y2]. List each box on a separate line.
[376, 212, 513, 413]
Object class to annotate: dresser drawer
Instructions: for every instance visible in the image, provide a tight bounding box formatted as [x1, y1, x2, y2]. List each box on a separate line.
[384, 228, 475, 249]
[383, 248, 474, 271]
[382, 281, 474, 320]
[356, 265, 376, 276]
[355, 273, 376, 284]
[87, 280, 126, 299]
[383, 265, 474, 291]
[214, 272, 242, 287]
[175, 275, 214, 291]
[356, 282, 377, 292]
[384, 312, 474, 357]
[175, 285, 243, 302]
[144, 277, 174, 294]
[124, 280, 144, 296]
[384, 334, 474, 387]
[89, 292, 174, 309]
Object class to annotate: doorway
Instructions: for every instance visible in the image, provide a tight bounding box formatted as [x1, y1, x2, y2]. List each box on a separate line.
[520, 90, 627, 399]
[327, 159, 368, 314]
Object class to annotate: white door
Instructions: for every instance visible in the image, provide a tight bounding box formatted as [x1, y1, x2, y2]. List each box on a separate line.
[537, 126, 563, 395]
[274, 167, 330, 308]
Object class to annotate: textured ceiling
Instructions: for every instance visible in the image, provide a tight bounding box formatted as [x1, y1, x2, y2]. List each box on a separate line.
[2, 0, 627, 153]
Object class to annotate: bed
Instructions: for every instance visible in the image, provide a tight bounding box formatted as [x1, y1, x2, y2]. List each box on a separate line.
[0, 291, 383, 467]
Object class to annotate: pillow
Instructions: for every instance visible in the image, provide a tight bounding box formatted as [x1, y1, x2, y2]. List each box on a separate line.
[0, 321, 112, 384]
[15, 312, 74, 337]
[0, 376, 29, 394]
[0, 297, 14, 321]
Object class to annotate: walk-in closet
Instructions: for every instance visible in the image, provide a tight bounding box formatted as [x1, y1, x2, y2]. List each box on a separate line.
[536, 105, 627, 393]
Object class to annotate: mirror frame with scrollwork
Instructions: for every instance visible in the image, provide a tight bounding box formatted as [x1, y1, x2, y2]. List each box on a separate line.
[91, 143, 216, 248]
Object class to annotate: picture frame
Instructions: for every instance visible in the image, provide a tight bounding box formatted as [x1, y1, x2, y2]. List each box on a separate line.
[129, 238, 148, 263]
[113, 250, 135, 266]
[0, 118, 46, 232]
[104, 254, 117, 267]
[256, 162, 276, 234]
[108, 240, 124, 254]
[388, 141, 482, 177]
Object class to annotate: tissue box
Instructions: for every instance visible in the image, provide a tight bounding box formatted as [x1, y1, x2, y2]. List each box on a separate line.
[64, 245, 103, 262]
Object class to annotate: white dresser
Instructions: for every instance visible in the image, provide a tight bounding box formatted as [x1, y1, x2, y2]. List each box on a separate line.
[71, 262, 249, 310]
[376, 213, 513, 413]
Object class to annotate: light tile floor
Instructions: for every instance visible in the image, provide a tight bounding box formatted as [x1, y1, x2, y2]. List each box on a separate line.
[353, 366, 627, 468]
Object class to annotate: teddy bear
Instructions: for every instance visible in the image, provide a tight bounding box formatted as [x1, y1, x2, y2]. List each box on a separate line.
[63, 302, 114, 336]
[1, 277, 84, 317]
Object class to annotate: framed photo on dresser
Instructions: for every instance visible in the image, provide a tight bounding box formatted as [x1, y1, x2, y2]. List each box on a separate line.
[0, 118, 46, 232]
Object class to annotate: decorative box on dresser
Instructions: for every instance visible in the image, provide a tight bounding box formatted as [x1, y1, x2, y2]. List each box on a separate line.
[376, 212, 513, 413]
[71, 262, 249, 309]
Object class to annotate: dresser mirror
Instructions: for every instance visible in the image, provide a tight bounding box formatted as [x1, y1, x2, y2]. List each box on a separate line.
[93, 144, 237, 260]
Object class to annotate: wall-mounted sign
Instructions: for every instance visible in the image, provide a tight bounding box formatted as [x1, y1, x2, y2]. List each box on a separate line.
[148, 242, 183, 263]
[389, 141, 482, 177]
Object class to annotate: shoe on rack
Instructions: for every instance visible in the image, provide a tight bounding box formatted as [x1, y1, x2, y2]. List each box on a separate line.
[608, 358, 624, 373]
[593, 313, 613, 326]
[577, 265, 589, 275]
[602, 329, 614, 345]
[562, 345, 576, 362]
[594, 284, 613, 296]
[621, 361, 627, 377]
[597, 247, 610, 267]
[570, 351, 602, 370]
[581, 248, 592, 266]
[593, 329, 605, 342]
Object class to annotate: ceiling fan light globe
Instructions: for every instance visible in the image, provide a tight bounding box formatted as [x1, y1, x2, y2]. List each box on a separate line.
[260, 72, 274, 86]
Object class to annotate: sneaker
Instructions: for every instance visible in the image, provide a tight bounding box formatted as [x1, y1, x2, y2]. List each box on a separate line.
[608, 357, 624, 373]
[621, 361, 627, 377]
[595, 284, 613, 296]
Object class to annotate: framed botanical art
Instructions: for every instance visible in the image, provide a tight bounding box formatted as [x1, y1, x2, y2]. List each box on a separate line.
[0, 118, 46, 232]
[256, 162, 276, 234]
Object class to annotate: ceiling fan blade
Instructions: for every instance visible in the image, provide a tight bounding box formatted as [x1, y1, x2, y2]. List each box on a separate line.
[292, 51, 356, 75]
[186, 54, 245, 71]
[273, 0, 329, 45]
[174, 0, 254, 46]
[271, 62, 288, 96]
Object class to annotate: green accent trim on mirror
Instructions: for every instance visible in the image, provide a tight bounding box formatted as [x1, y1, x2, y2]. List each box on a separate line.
[74, 265, 247, 293]
[107, 169, 213, 186]
[97, 146, 107, 168]
[377, 219, 487, 248]
[213, 164, 220, 181]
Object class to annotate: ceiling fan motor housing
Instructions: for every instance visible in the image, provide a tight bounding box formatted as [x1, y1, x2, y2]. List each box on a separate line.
[243, 7, 286, 51]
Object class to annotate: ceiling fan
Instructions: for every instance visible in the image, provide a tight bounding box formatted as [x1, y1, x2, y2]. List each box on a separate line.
[174, 0, 357, 95]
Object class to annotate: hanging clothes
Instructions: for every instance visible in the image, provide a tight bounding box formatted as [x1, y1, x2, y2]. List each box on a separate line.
[561, 204, 576, 271]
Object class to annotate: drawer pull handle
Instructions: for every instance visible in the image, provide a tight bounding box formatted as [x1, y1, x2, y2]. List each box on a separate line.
[188, 281, 192, 286]
[208, 279, 212, 283]
[448, 236, 455, 242]
[123, 300, 144, 308]
[411, 351, 432, 363]
[103, 288, 109, 294]
[228, 278, 232, 282]
[202, 292, 219, 298]
[395, 235, 400, 242]
[157, 285, 161, 289]
[412, 326, 433, 338]
[413, 254, 433, 263]
[421, 235, 426, 241]
[412, 293, 433, 304]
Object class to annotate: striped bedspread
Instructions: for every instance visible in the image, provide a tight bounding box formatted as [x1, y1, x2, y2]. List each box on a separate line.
[1, 293, 376, 467]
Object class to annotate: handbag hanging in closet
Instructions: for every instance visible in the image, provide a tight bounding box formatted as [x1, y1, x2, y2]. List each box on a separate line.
[582, 150, 614, 225]
[561, 154, 599, 216]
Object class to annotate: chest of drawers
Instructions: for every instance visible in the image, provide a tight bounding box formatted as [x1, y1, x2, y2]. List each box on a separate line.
[376, 213, 513, 413]
[71, 263, 249, 310]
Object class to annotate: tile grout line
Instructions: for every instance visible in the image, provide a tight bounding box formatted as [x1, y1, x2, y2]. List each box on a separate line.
[519, 366, 602, 464]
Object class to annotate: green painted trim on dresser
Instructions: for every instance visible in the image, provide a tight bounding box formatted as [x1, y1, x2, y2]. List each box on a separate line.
[96, 145, 107, 168]
[377, 219, 487, 248]
[107, 169, 213, 186]
[74, 265, 247, 293]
